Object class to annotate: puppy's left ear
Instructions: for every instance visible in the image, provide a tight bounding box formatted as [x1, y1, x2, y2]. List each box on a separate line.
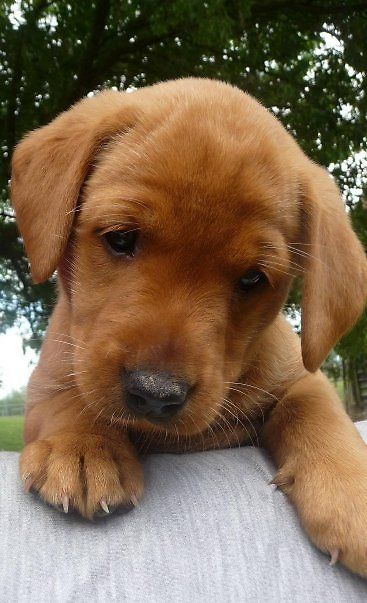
[11, 91, 136, 283]
[300, 161, 367, 372]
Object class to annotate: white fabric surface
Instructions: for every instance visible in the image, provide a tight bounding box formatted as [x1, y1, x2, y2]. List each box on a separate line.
[1, 423, 367, 602]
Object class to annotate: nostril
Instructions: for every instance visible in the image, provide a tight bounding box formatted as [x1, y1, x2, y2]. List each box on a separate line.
[126, 393, 147, 412]
[123, 370, 190, 419]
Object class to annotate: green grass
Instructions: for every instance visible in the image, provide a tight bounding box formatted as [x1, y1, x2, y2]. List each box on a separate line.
[0, 416, 24, 452]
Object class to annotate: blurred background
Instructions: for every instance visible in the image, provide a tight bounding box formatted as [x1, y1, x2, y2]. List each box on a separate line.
[0, 0, 366, 450]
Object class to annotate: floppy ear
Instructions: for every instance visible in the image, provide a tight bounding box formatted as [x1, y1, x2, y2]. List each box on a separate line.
[11, 91, 137, 283]
[299, 161, 367, 372]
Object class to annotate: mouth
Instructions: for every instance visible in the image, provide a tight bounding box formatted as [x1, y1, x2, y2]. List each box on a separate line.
[127, 402, 181, 426]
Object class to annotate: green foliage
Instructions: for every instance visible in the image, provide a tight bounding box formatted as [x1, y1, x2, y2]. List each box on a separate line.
[336, 310, 367, 362]
[0, 416, 24, 451]
[1, 0, 366, 362]
[322, 350, 343, 383]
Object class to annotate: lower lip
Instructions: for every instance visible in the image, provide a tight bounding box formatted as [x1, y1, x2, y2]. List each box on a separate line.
[137, 411, 173, 425]
[145, 415, 170, 425]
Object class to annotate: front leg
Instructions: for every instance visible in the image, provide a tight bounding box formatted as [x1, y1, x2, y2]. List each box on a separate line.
[20, 389, 144, 519]
[262, 371, 367, 577]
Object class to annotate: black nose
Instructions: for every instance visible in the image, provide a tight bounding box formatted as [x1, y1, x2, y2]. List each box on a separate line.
[124, 370, 189, 421]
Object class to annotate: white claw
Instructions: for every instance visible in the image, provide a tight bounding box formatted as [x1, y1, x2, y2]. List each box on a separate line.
[100, 499, 109, 514]
[130, 495, 139, 507]
[329, 548, 339, 566]
[62, 495, 69, 514]
[23, 476, 34, 494]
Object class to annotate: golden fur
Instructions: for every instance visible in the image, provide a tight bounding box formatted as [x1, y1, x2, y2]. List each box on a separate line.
[11, 78, 367, 576]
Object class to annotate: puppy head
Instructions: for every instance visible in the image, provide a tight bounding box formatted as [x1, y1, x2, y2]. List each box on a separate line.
[12, 79, 367, 434]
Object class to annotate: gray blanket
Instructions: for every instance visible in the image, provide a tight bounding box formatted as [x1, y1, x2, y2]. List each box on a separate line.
[1, 423, 367, 602]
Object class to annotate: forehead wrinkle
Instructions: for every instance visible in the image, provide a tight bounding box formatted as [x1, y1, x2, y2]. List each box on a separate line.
[80, 180, 155, 228]
[80, 109, 298, 240]
[95, 102, 254, 197]
[224, 223, 288, 267]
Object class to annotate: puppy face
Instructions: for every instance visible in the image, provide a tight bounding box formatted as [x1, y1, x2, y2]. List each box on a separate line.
[11, 79, 367, 436]
[72, 110, 297, 434]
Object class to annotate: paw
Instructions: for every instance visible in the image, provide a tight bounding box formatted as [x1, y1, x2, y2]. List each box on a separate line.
[20, 432, 143, 519]
[273, 464, 367, 577]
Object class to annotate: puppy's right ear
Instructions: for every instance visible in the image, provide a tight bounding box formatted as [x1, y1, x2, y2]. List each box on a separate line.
[11, 91, 136, 283]
[299, 162, 367, 372]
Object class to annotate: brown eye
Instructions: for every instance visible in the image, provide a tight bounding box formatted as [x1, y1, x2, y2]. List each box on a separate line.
[103, 230, 137, 257]
[238, 269, 267, 292]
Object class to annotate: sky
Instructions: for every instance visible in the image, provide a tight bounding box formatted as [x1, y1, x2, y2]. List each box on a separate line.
[0, 328, 38, 397]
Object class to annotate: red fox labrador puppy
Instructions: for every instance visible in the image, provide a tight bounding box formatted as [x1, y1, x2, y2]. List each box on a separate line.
[11, 78, 367, 576]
